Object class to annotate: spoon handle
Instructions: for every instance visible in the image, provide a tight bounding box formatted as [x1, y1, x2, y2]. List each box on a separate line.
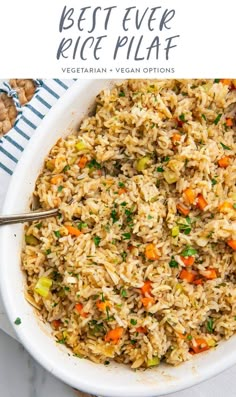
[0, 209, 59, 225]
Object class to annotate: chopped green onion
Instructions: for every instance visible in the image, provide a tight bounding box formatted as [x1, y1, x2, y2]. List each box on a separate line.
[161, 156, 170, 163]
[34, 277, 52, 298]
[130, 319, 137, 325]
[118, 182, 125, 188]
[122, 232, 131, 240]
[87, 159, 101, 169]
[119, 91, 125, 97]
[206, 318, 214, 333]
[211, 178, 217, 186]
[14, 317, 21, 325]
[35, 222, 42, 229]
[220, 142, 231, 150]
[121, 252, 127, 261]
[136, 156, 150, 172]
[45, 249, 51, 255]
[179, 113, 185, 122]
[111, 209, 119, 223]
[169, 257, 178, 268]
[214, 114, 222, 125]
[77, 222, 87, 230]
[147, 356, 160, 367]
[121, 288, 127, 298]
[181, 246, 197, 257]
[214, 79, 220, 83]
[157, 167, 164, 173]
[93, 236, 101, 247]
[104, 360, 110, 365]
[57, 185, 64, 192]
[54, 230, 61, 238]
[120, 202, 127, 207]
[202, 114, 207, 121]
[63, 165, 70, 172]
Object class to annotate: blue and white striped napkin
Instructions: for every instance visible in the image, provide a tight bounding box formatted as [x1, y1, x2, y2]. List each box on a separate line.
[0, 78, 76, 337]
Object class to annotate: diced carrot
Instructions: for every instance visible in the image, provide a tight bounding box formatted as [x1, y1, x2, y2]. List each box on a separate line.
[183, 188, 195, 205]
[65, 225, 82, 237]
[78, 155, 88, 169]
[140, 280, 152, 296]
[141, 297, 155, 307]
[75, 303, 88, 318]
[218, 156, 230, 168]
[118, 188, 127, 195]
[191, 338, 209, 354]
[192, 278, 204, 285]
[176, 332, 186, 339]
[96, 300, 111, 311]
[218, 202, 233, 213]
[51, 320, 61, 330]
[50, 175, 63, 185]
[200, 268, 217, 280]
[180, 256, 195, 267]
[172, 133, 181, 145]
[179, 269, 195, 283]
[226, 118, 233, 127]
[220, 79, 231, 86]
[136, 326, 147, 334]
[105, 327, 123, 344]
[176, 203, 190, 216]
[145, 244, 160, 261]
[227, 239, 236, 250]
[196, 194, 208, 210]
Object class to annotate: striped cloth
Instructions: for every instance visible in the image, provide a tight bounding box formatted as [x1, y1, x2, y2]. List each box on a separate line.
[0, 79, 75, 209]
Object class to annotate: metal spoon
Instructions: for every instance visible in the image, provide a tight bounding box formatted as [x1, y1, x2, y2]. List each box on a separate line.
[0, 208, 59, 226]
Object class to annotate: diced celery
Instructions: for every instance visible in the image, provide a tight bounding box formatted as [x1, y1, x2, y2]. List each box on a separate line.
[34, 277, 52, 298]
[25, 235, 40, 246]
[75, 141, 87, 151]
[136, 157, 150, 172]
[147, 356, 160, 367]
[172, 226, 179, 237]
[163, 170, 178, 184]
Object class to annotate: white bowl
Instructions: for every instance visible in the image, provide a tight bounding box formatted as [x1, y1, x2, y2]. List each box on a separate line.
[0, 80, 235, 397]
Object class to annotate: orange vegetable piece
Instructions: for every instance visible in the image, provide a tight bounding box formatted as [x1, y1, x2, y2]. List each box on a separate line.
[227, 239, 236, 250]
[118, 188, 127, 195]
[136, 326, 147, 334]
[75, 303, 88, 318]
[191, 338, 209, 354]
[65, 225, 82, 237]
[183, 188, 195, 205]
[200, 268, 217, 280]
[51, 320, 61, 330]
[176, 332, 186, 339]
[172, 133, 181, 145]
[226, 118, 233, 127]
[179, 269, 195, 283]
[192, 278, 204, 285]
[145, 244, 160, 261]
[141, 297, 155, 307]
[50, 175, 63, 185]
[96, 300, 111, 311]
[105, 327, 123, 344]
[176, 203, 190, 216]
[220, 79, 231, 86]
[78, 155, 88, 169]
[140, 280, 152, 296]
[196, 194, 208, 210]
[218, 156, 230, 168]
[218, 202, 233, 213]
[180, 256, 195, 267]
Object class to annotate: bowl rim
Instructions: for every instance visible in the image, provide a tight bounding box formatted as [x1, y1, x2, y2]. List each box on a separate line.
[0, 79, 236, 397]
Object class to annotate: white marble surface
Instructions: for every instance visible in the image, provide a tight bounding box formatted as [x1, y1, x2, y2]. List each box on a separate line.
[0, 328, 236, 397]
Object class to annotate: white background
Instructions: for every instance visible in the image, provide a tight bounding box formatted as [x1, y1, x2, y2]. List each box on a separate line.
[0, 0, 235, 78]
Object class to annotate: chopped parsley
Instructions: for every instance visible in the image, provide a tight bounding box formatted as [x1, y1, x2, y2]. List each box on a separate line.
[181, 246, 197, 257]
[63, 165, 70, 172]
[87, 159, 101, 169]
[220, 142, 231, 150]
[57, 185, 64, 192]
[119, 91, 125, 97]
[14, 317, 21, 325]
[214, 114, 222, 125]
[93, 236, 101, 247]
[121, 288, 128, 298]
[169, 257, 178, 268]
[54, 230, 61, 238]
[206, 318, 214, 333]
[157, 167, 164, 172]
[130, 319, 137, 325]
[111, 209, 119, 223]
[211, 178, 217, 186]
[35, 222, 42, 229]
[122, 232, 131, 240]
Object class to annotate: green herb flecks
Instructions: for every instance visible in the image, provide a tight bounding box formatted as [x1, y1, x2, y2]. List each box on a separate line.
[179, 113, 185, 122]
[169, 257, 178, 268]
[206, 318, 214, 333]
[157, 167, 164, 173]
[121, 288, 128, 298]
[202, 114, 207, 121]
[63, 165, 70, 173]
[57, 185, 64, 192]
[122, 232, 131, 240]
[220, 142, 231, 150]
[87, 159, 101, 169]
[14, 317, 21, 325]
[54, 230, 61, 238]
[35, 222, 42, 229]
[211, 178, 217, 186]
[130, 319, 137, 325]
[93, 236, 101, 247]
[181, 246, 197, 257]
[214, 114, 222, 125]
[119, 91, 125, 97]
[111, 209, 119, 223]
